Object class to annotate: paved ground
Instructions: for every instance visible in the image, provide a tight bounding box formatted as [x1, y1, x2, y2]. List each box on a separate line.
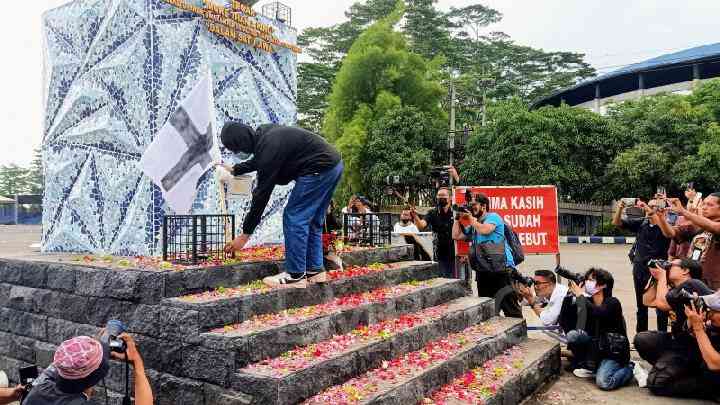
[0, 226, 714, 403]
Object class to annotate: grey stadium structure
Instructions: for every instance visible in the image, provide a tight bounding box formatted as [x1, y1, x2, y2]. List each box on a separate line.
[534, 43, 720, 113]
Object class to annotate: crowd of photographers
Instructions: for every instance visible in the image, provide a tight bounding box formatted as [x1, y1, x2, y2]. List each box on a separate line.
[397, 173, 720, 401]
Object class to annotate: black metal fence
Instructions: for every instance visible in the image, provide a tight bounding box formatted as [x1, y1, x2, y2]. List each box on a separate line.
[343, 213, 392, 247]
[162, 215, 235, 265]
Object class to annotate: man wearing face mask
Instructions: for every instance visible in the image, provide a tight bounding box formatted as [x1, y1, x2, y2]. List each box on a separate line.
[635, 258, 717, 398]
[219, 123, 343, 288]
[565, 268, 634, 391]
[414, 188, 455, 278]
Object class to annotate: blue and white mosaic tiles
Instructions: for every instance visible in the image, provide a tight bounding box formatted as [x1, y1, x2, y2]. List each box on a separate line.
[41, 0, 298, 255]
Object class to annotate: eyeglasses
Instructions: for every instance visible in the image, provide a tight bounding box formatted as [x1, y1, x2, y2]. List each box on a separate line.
[534, 281, 552, 286]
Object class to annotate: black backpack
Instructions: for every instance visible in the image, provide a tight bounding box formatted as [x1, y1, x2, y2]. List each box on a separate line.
[503, 221, 525, 265]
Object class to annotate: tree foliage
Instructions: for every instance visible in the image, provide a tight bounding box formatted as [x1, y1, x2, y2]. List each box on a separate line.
[322, 1, 446, 200]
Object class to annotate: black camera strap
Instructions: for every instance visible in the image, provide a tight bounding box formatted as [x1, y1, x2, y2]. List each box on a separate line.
[123, 360, 131, 405]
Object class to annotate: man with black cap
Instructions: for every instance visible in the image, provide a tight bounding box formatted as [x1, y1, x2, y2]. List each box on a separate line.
[220, 123, 343, 288]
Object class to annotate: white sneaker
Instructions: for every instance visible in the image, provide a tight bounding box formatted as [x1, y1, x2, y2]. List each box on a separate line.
[263, 272, 308, 289]
[573, 368, 596, 379]
[633, 363, 649, 388]
[307, 270, 328, 284]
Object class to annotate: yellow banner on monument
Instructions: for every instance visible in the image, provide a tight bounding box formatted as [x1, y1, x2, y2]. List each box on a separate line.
[162, 0, 302, 54]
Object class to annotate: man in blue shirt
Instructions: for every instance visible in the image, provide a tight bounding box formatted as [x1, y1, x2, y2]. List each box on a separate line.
[453, 193, 522, 318]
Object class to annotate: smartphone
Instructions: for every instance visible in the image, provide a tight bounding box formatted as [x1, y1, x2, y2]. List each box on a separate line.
[656, 186, 667, 197]
[667, 212, 679, 225]
[19, 365, 38, 386]
[621, 198, 637, 206]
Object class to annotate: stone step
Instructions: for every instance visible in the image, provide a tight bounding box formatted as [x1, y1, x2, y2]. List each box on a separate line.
[302, 317, 526, 405]
[164, 245, 414, 298]
[232, 296, 495, 405]
[165, 261, 439, 330]
[184, 278, 469, 386]
[422, 339, 561, 405]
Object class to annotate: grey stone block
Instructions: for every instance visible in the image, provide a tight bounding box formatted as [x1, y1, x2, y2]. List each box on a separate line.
[84, 297, 137, 326]
[45, 264, 77, 292]
[34, 341, 56, 368]
[6, 285, 53, 314]
[132, 334, 186, 375]
[45, 317, 101, 345]
[129, 305, 200, 340]
[0, 331, 36, 363]
[181, 344, 235, 386]
[0, 308, 47, 340]
[204, 384, 254, 405]
[75, 269, 162, 303]
[43, 291, 91, 323]
[145, 369, 205, 405]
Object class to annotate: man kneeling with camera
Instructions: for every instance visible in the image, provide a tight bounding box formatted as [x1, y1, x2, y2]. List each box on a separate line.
[635, 258, 719, 399]
[515, 270, 577, 334]
[564, 268, 634, 391]
[23, 332, 152, 405]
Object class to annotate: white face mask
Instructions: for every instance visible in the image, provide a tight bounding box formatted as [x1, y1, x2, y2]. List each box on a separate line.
[585, 280, 601, 296]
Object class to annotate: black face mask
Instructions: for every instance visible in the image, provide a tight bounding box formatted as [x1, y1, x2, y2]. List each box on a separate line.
[401, 219, 410, 224]
[437, 198, 449, 207]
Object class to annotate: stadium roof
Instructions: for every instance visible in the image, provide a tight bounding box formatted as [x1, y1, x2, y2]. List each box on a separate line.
[534, 43, 720, 108]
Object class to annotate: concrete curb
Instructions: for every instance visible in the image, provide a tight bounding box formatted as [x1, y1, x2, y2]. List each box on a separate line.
[561, 236, 636, 245]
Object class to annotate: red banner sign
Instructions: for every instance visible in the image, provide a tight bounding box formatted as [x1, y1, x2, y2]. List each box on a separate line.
[454, 185, 560, 256]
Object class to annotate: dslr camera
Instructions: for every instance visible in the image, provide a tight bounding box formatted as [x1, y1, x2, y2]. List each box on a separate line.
[429, 166, 452, 187]
[452, 189, 475, 216]
[18, 365, 38, 403]
[648, 259, 672, 271]
[101, 320, 128, 354]
[510, 268, 534, 287]
[555, 266, 585, 285]
[677, 289, 708, 313]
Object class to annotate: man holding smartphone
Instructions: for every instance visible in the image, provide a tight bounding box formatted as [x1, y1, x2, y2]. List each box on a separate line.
[613, 197, 671, 333]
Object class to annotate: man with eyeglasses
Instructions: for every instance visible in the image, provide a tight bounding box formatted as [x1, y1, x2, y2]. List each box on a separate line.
[515, 269, 577, 334]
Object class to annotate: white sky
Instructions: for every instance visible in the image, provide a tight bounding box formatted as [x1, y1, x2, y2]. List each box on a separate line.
[2, 0, 719, 166]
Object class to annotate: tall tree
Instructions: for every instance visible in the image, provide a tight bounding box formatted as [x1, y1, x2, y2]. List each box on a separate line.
[323, 1, 446, 199]
[28, 148, 44, 195]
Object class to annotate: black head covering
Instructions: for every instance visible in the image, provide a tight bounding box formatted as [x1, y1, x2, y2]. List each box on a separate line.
[221, 122, 257, 154]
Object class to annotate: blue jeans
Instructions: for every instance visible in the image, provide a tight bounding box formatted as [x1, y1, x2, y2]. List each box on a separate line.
[596, 359, 634, 391]
[283, 162, 343, 275]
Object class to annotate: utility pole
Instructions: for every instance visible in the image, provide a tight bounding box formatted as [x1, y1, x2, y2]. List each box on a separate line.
[449, 81, 456, 187]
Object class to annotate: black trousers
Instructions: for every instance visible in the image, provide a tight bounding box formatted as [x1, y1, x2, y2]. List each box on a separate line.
[633, 261, 668, 333]
[476, 271, 522, 318]
[634, 331, 720, 399]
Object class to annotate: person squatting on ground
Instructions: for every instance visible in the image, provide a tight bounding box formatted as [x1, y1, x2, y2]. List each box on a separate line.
[515, 270, 577, 334]
[220, 123, 343, 288]
[415, 188, 456, 278]
[564, 268, 634, 391]
[635, 258, 720, 399]
[613, 198, 670, 333]
[452, 193, 522, 318]
[23, 334, 152, 405]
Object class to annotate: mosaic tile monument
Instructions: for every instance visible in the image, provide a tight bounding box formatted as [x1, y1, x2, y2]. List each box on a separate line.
[41, 0, 298, 255]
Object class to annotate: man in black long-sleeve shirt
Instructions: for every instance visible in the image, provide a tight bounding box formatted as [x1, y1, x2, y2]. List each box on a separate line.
[220, 123, 343, 288]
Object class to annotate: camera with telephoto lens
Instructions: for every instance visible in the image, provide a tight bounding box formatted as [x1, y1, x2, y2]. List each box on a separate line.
[101, 320, 128, 354]
[429, 166, 451, 187]
[18, 365, 38, 403]
[452, 189, 475, 219]
[555, 266, 585, 284]
[510, 268, 534, 287]
[677, 289, 708, 313]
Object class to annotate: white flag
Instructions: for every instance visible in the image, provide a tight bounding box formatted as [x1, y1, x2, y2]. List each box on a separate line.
[140, 72, 219, 214]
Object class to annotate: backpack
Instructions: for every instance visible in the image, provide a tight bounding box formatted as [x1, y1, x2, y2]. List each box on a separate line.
[503, 221, 525, 265]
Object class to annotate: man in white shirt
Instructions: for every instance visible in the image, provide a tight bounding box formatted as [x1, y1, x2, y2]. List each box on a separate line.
[515, 270, 574, 330]
[394, 209, 419, 234]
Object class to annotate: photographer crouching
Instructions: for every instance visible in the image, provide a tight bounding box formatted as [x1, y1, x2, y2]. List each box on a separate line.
[515, 270, 577, 335]
[452, 193, 522, 318]
[635, 258, 718, 399]
[23, 332, 152, 405]
[564, 268, 634, 391]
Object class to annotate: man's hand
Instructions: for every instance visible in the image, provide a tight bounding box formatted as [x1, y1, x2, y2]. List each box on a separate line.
[667, 198, 685, 214]
[224, 234, 250, 253]
[685, 302, 706, 334]
[448, 166, 460, 183]
[649, 264, 667, 280]
[214, 161, 234, 174]
[569, 281, 584, 297]
[110, 333, 143, 367]
[515, 283, 534, 303]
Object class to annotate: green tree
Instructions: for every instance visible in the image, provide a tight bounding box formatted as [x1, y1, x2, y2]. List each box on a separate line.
[604, 143, 673, 199]
[460, 100, 626, 202]
[688, 78, 720, 122]
[323, 1, 446, 200]
[361, 106, 445, 203]
[0, 164, 31, 197]
[28, 148, 44, 195]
